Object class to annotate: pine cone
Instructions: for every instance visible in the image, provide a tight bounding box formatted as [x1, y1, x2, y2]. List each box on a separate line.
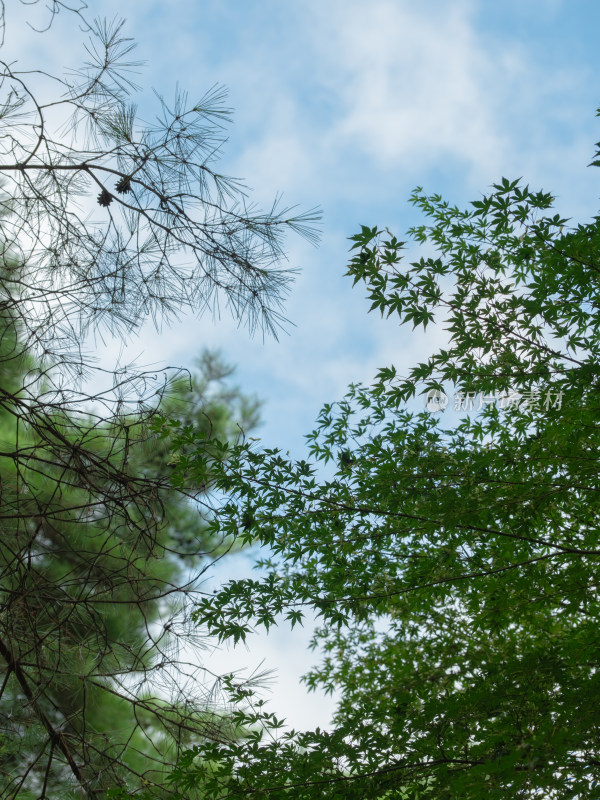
[115, 176, 132, 194]
[97, 188, 113, 207]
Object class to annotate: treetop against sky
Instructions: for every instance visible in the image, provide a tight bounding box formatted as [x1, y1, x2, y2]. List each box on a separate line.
[3, 0, 600, 759]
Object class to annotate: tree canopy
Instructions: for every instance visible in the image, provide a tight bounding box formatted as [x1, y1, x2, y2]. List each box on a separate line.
[165, 117, 600, 799]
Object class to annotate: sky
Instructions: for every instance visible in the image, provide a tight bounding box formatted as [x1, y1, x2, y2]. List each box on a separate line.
[96, 0, 600, 452]
[7, 0, 600, 731]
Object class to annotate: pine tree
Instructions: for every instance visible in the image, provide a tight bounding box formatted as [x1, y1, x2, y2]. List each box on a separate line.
[0, 3, 316, 795]
[0, 287, 260, 796]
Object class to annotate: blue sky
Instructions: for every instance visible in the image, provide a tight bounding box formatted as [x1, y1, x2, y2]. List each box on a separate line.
[92, 0, 600, 453]
[9, 0, 600, 730]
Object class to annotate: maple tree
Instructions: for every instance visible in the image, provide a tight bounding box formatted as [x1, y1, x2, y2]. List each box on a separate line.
[165, 119, 600, 799]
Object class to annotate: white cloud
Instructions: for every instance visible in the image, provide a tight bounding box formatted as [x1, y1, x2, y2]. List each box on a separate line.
[310, 1, 508, 176]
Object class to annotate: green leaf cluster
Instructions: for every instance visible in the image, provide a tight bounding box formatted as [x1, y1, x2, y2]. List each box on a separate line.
[169, 120, 600, 799]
